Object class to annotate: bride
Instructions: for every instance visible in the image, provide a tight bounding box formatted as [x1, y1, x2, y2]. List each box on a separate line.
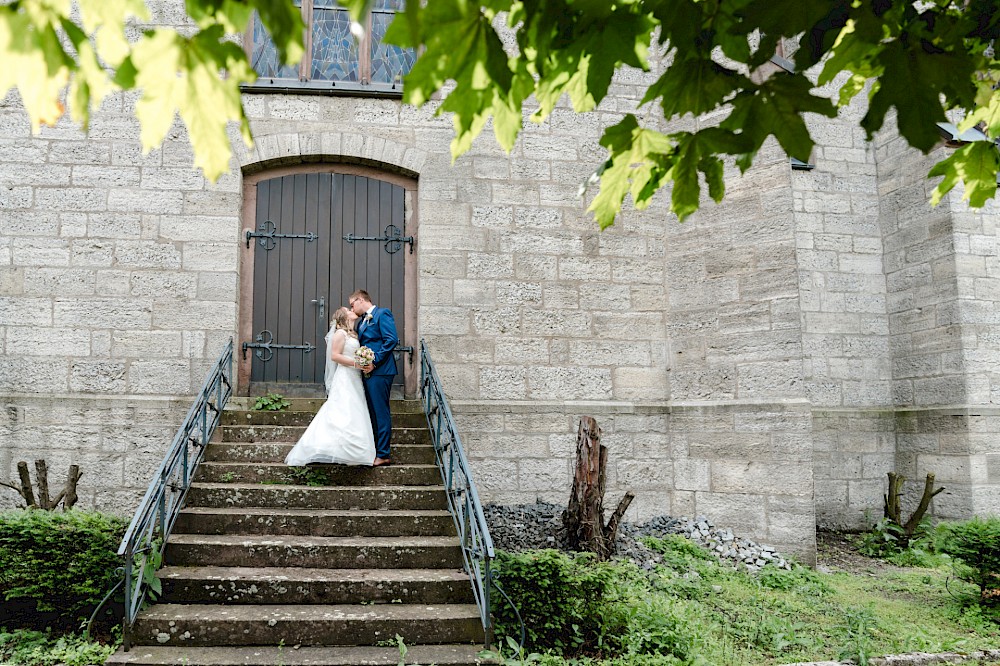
[285, 307, 375, 466]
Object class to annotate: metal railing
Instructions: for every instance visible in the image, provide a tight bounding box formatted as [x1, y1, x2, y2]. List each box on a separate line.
[419, 339, 496, 646]
[117, 338, 234, 650]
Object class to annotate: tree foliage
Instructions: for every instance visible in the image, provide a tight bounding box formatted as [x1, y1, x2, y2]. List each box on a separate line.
[344, 0, 1000, 226]
[0, 0, 303, 181]
[3, 0, 1000, 226]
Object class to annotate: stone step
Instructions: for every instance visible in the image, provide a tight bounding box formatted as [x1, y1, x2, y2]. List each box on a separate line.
[204, 442, 436, 465]
[216, 425, 430, 444]
[158, 566, 473, 605]
[222, 410, 426, 428]
[130, 603, 484, 647]
[106, 644, 492, 665]
[165, 534, 464, 569]
[227, 398, 424, 414]
[195, 462, 441, 486]
[174, 507, 455, 537]
[186, 483, 448, 511]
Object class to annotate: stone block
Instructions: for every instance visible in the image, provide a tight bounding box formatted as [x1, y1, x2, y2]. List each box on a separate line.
[711, 461, 812, 495]
[112, 331, 184, 358]
[150, 302, 235, 330]
[197, 272, 239, 301]
[453, 279, 495, 306]
[114, 240, 182, 269]
[673, 459, 711, 491]
[847, 479, 884, 512]
[614, 458, 672, 489]
[108, 188, 183, 214]
[542, 284, 579, 309]
[128, 359, 191, 394]
[130, 272, 198, 299]
[69, 361, 127, 393]
[495, 338, 549, 364]
[0, 358, 68, 392]
[471, 205, 512, 229]
[0, 296, 51, 326]
[420, 307, 471, 335]
[612, 367, 668, 400]
[479, 366, 526, 400]
[527, 367, 611, 400]
[499, 231, 584, 256]
[518, 458, 571, 492]
[34, 187, 107, 212]
[515, 207, 562, 229]
[182, 243, 238, 272]
[695, 491, 768, 537]
[12, 238, 70, 266]
[7, 327, 89, 356]
[467, 253, 513, 279]
[70, 239, 115, 267]
[522, 309, 591, 337]
[419, 252, 466, 279]
[53, 298, 150, 329]
[496, 281, 542, 305]
[160, 215, 239, 242]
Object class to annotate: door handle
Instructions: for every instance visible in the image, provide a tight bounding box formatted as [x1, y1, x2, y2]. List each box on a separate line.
[311, 297, 325, 322]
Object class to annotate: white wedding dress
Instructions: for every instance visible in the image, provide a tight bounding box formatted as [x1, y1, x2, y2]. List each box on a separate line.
[284, 330, 375, 466]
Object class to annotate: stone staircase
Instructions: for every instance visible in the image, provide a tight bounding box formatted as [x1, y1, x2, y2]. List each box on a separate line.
[107, 399, 488, 666]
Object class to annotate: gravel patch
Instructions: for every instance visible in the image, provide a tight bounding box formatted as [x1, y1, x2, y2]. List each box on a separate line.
[484, 502, 792, 572]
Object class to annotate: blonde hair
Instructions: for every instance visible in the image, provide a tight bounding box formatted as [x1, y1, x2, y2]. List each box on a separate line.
[332, 307, 357, 336]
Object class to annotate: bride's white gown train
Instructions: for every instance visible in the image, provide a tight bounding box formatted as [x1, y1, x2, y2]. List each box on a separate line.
[284, 333, 375, 466]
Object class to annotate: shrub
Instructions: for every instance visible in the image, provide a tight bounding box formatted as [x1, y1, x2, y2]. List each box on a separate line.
[490, 549, 625, 654]
[253, 393, 290, 411]
[0, 509, 127, 624]
[937, 517, 1000, 604]
[0, 628, 118, 666]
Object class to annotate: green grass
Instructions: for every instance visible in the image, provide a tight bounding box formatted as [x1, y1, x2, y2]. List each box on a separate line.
[492, 536, 1000, 666]
[652, 538, 999, 665]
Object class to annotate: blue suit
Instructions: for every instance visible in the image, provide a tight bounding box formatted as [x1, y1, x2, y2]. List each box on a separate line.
[358, 306, 398, 459]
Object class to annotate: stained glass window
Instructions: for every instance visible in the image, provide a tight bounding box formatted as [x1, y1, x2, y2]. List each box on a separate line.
[250, 11, 300, 80]
[248, 0, 414, 92]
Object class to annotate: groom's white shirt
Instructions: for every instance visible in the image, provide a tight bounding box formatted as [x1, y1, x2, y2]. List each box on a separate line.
[362, 305, 376, 329]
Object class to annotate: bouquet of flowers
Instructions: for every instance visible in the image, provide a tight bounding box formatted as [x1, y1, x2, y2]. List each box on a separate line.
[354, 345, 375, 371]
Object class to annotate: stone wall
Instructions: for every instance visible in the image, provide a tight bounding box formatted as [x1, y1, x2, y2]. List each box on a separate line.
[875, 126, 1000, 519]
[2, 0, 998, 557]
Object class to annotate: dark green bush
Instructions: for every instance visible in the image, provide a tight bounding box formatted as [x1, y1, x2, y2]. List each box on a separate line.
[490, 549, 626, 654]
[0, 509, 127, 624]
[936, 516, 1000, 604]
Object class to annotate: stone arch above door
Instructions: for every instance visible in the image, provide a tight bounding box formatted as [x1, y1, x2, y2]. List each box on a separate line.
[237, 160, 419, 398]
[236, 131, 428, 180]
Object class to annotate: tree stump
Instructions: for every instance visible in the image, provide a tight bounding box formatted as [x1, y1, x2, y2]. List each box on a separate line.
[563, 416, 635, 560]
[0, 460, 83, 510]
[884, 471, 944, 545]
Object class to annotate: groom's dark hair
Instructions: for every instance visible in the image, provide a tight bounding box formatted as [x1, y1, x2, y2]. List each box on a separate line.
[349, 289, 371, 302]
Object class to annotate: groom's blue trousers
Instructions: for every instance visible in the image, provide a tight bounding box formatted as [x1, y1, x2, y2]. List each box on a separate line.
[364, 374, 393, 459]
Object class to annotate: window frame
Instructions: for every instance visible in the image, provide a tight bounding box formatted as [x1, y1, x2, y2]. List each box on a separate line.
[242, 0, 409, 97]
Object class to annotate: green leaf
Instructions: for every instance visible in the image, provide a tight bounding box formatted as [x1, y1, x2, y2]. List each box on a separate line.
[641, 55, 747, 119]
[722, 73, 836, 162]
[928, 141, 1000, 208]
[131, 26, 255, 181]
[77, 0, 148, 67]
[863, 38, 976, 152]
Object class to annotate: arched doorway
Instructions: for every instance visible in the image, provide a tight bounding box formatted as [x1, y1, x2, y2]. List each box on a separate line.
[238, 165, 417, 398]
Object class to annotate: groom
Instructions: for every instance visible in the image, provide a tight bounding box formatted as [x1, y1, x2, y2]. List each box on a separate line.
[349, 289, 398, 466]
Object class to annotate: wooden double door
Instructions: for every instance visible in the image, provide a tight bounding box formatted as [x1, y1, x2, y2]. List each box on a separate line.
[244, 172, 410, 395]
